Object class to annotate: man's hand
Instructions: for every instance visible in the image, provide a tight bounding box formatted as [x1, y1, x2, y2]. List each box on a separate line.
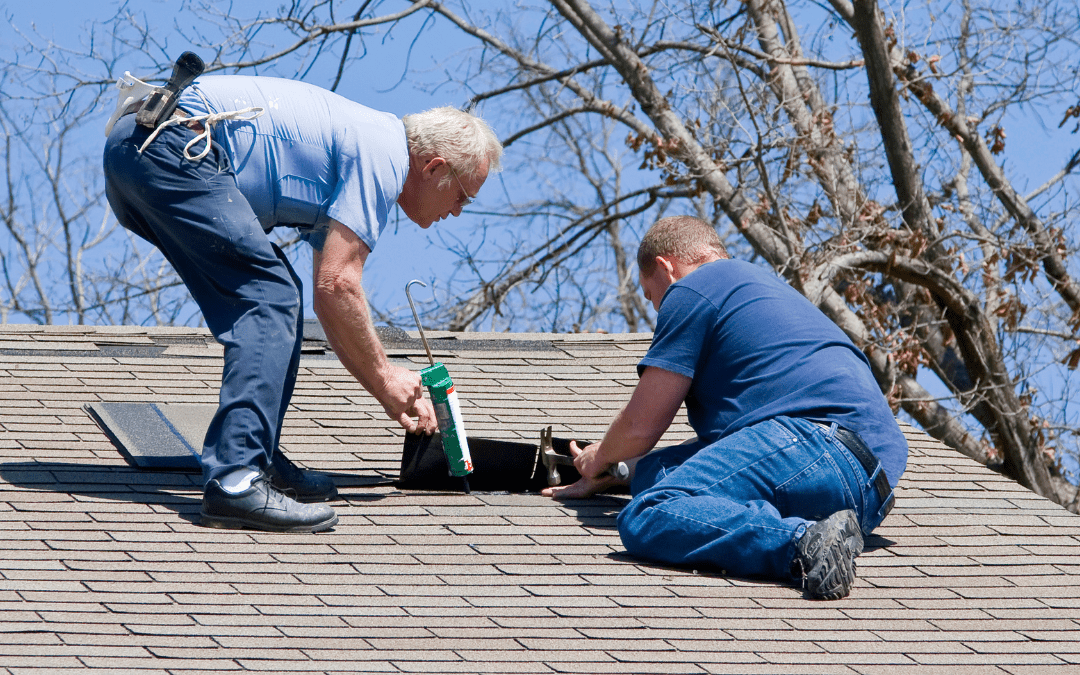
[540, 440, 624, 500]
[570, 439, 607, 480]
[377, 365, 437, 434]
[541, 474, 619, 500]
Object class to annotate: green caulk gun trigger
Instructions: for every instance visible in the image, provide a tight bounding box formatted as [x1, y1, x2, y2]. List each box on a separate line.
[406, 280, 473, 494]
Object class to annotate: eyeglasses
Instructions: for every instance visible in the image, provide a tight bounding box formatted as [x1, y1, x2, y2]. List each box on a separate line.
[447, 164, 476, 207]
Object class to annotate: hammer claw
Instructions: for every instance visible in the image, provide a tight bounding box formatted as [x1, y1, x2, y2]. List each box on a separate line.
[539, 425, 630, 487]
[540, 426, 565, 486]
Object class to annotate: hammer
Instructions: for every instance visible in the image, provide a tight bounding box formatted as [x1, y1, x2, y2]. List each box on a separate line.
[540, 426, 629, 487]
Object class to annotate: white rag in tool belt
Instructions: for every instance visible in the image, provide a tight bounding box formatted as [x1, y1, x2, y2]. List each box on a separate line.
[104, 71, 264, 161]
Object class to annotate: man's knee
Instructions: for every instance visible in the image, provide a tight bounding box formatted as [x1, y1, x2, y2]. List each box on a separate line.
[616, 489, 678, 558]
[616, 497, 651, 558]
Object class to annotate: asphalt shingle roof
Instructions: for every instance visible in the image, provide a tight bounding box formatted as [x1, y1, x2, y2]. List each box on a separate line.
[1, 323, 1079, 674]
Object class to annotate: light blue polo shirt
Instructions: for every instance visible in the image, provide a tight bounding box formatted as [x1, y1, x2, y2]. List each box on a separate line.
[178, 75, 409, 251]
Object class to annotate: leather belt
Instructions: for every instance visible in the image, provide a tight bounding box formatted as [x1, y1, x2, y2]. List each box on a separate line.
[815, 421, 894, 517]
[170, 108, 205, 133]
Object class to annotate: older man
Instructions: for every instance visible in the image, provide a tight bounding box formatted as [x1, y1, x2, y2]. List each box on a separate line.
[104, 74, 502, 533]
[545, 216, 907, 600]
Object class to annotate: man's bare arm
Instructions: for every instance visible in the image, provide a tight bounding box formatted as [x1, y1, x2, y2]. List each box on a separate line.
[312, 220, 436, 434]
[574, 366, 692, 479]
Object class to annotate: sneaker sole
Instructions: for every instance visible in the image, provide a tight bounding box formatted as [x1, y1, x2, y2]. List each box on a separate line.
[200, 511, 339, 533]
[803, 510, 864, 600]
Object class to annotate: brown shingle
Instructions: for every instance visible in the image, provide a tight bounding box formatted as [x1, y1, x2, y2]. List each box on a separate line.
[0, 325, 1078, 674]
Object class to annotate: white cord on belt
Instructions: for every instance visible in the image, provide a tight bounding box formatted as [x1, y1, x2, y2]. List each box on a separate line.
[137, 89, 264, 161]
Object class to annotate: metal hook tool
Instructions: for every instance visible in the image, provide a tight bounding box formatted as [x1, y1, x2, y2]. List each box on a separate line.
[405, 279, 435, 367]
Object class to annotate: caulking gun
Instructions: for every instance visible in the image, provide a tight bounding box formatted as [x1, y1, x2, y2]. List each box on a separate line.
[406, 280, 474, 493]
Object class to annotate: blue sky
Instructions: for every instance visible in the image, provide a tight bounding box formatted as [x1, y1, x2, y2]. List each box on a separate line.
[6, 0, 1077, 323]
[1, 0, 494, 322]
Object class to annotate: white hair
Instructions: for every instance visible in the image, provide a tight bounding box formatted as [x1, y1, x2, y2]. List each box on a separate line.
[402, 107, 503, 185]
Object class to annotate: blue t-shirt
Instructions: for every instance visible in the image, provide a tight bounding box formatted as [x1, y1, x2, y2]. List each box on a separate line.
[640, 259, 908, 487]
[178, 75, 409, 251]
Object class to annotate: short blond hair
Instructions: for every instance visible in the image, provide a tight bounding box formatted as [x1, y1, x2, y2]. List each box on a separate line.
[637, 216, 728, 274]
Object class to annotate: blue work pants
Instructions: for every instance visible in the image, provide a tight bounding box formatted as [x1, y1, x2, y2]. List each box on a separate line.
[103, 114, 303, 487]
[618, 416, 892, 580]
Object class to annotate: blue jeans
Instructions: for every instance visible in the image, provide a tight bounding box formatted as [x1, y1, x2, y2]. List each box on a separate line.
[103, 114, 304, 487]
[617, 416, 892, 580]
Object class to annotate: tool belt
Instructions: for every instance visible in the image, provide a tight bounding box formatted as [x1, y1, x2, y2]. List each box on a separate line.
[816, 421, 894, 517]
[116, 81, 263, 162]
[104, 51, 262, 162]
[124, 100, 204, 133]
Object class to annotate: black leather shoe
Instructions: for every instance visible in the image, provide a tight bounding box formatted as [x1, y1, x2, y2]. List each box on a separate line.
[200, 476, 338, 533]
[266, 451, 338, 502]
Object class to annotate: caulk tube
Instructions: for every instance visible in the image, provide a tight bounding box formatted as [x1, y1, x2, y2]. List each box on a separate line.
[421, 363, 474, 478]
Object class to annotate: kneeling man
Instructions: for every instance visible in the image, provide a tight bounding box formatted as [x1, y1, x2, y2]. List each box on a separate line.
[544, 215, 907, 600]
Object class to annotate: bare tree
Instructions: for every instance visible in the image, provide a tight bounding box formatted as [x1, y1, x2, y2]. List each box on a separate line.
[0, 9, 200, 325]
[421, 0, 1080, 507]
[0, 68, 190, 324]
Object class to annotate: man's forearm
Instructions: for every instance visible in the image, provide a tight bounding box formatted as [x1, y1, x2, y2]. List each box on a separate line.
[311, 221, 433, 433]
[312, 221, 397, 398]
[576, 366, 692, 478]
[594, 406, 665, 466]
[575, 410, 668, 481]
[314, 282, 391, 396]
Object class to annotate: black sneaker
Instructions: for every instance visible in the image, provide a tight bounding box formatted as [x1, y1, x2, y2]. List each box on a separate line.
[265, 451, 338, 502]
[201, 476, 338, 533]
[792, 509, 864, 600]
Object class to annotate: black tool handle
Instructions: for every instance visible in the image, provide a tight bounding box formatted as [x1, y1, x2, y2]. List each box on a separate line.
[136, 51, 205, 129]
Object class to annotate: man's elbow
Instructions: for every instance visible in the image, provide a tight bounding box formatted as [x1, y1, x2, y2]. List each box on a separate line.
[314, 263, 360, 303]
[633, 419, 672, 448]
[311, 283, 334, 323]
[621, 398, 682, 448]
[617, 407, 671, 449]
